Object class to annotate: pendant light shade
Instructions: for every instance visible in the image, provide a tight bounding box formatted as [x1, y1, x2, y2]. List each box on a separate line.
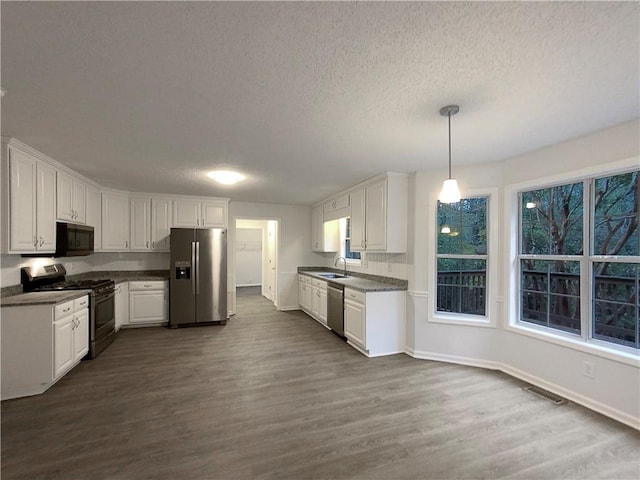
[438, 105, 461, 203]
[439, 179, 461, 203]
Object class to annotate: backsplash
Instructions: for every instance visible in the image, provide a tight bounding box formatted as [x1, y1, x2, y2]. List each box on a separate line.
[0, 252, 170, 288]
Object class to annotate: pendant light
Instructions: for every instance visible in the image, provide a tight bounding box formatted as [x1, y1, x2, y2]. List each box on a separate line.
[438, 104, 461, 203]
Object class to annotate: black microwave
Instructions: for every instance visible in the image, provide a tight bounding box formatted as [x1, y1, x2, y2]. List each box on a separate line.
[55, 222, 94, 257]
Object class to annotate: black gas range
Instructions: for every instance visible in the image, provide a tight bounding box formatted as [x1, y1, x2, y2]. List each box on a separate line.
[21, 264, 116, 359]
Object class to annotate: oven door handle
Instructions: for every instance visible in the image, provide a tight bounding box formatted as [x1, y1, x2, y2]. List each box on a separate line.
[96, 291, 115, 303]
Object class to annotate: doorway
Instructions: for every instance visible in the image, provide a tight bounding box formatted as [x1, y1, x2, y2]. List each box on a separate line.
[232, 218, 279, 314]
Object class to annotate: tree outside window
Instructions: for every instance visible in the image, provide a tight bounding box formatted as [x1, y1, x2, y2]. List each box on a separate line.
[436, 197, 488, 316]
[518, 170, 639, 350]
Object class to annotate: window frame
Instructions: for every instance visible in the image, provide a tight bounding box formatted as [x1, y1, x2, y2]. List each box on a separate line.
[339, 217, 363, 267]
[428, 188, 498, 328]
[505, 158, 640, 365]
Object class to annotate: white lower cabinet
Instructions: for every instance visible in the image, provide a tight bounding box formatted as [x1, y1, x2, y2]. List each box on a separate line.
[127, 281, 168, 326]
[115, 282, 129, 330]
[344, 288, 405, 357]
[311, 279, 328, 326]
[298, 275, 313, 313]
[1, 294, 89, 400]
[53, 296, 89, 379]
[298, 275, 328, 327]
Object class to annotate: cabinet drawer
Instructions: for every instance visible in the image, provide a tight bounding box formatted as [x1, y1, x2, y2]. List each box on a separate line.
[73, 295, 89, 311]
[55, 300, 74, 319]
[344, 288, 365, 304]
[129, 280, 168, 291]
[298, 275, 311, 284]
[311, 278, 327, 289]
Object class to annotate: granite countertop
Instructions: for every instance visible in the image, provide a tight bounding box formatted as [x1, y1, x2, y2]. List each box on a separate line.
[0, 270, 170, 303]
[298, 268, 407, 293]
[71, 270, 169, 284]
[1, 290, 91, 307]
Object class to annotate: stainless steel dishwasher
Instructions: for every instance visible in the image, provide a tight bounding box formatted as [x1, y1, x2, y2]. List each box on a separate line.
[327, 283, 345, 336]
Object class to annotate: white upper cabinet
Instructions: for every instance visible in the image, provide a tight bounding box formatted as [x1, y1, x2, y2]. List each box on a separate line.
[349, 173, 407, 253]
[202, 200, 227, 228]
[85, 185, 102, 251]
[2, 144, 56, 253]
[173, 198, 202, 227]
[101, 191, 130, 250]
[151, 197, 172, 251]
[129, 196, 151, 250]
[129, 196, 172, 251]
[56, 171, 86, 224]
[35, 162, 57, 252]
[173, 198, 228, 228]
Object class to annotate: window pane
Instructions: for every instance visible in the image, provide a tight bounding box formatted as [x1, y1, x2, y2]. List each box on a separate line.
[437, 258, 486, 316]
[438, 198, 487, 255]
[520, 259, 581, 334]
[521, 182, 583, 255]
[593, 262, 639, 349]
[344, 218, 360, 260]
[345, 239, 360, 260]
[593, 171, 639, 256]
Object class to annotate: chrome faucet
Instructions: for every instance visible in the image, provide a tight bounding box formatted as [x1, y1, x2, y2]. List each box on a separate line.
[335, 257, 347, 277]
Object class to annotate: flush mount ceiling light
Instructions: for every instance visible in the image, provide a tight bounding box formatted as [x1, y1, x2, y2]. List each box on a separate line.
[438, 104, 461, 204]
[207, 170, 245, 185]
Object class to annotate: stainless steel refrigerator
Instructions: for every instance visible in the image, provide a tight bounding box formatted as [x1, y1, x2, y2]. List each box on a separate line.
[169, 228, 228, 327]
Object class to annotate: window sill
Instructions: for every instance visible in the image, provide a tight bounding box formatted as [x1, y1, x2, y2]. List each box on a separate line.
[505, 322, 640, 368]
[429, 313, 495, 328]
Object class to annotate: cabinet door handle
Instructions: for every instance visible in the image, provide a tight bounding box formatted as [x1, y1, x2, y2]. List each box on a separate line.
[39, 236, 44, 247]
[152, 241, 155, 249]
[202, 218, 205, 226]
[125, 240, 128, 248]
[146, 241, 149, 248]
[197, 218, 199, 226]
[143, 284, 152, 288]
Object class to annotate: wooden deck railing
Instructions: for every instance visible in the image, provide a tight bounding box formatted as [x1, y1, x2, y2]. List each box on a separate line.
[437, 269, 638, 347]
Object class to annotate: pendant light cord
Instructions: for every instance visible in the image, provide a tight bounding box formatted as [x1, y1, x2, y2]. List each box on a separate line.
[448, 113, 452, 180]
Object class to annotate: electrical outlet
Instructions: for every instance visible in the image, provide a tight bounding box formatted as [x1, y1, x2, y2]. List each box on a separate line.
[582, 361, 596, 379]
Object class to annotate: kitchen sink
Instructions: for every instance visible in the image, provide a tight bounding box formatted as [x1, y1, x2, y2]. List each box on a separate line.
[318, 273, 348, 279]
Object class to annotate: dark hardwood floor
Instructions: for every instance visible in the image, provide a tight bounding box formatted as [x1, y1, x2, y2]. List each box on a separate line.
[2, 291, 639, 480]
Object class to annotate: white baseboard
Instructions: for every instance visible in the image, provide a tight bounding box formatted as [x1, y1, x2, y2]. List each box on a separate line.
[278, 305, 301, 312]
[405, 348, 639, 431]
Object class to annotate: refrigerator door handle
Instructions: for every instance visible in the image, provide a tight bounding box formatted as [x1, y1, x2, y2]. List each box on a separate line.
[195, 241, 200, 295]
[191, 241, 197, 295]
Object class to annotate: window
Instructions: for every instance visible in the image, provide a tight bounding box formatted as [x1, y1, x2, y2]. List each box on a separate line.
[517, 170, 639, 351]
[344, 218, 361, 261]
[436, 197, 488, 317]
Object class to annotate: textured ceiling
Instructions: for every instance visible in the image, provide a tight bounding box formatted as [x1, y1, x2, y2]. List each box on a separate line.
[1, 2, 639, 205]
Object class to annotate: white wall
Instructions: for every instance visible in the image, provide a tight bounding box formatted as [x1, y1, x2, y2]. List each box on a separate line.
[1, 252, 169, 287]
[407, 118, 640, 429]
[235, 227, 262, 286]
[229, 201, 319, 311]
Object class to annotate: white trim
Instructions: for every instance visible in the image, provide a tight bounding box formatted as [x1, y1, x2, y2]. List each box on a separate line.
[504, 161, 640, 363]
[429, 313, 494, 328]
[404, 348, 640, 431]
[500, 363, 640, 431]
[504, 322, 640, 367]
[427, 188, 499, 328]
[406, 347, 501, 370]
[407, 290, 428, 299]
